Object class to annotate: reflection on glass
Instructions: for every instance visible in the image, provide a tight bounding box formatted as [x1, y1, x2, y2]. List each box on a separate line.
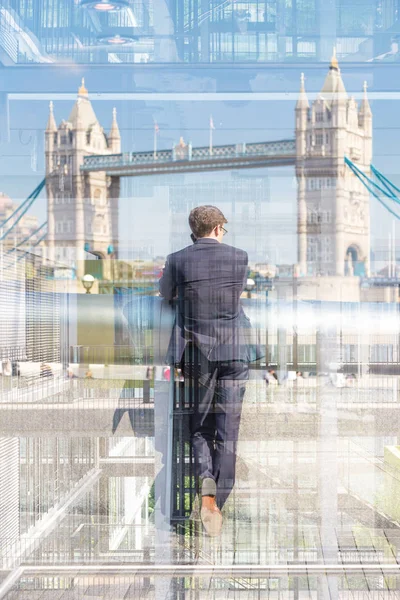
[2, 1, 400, 598]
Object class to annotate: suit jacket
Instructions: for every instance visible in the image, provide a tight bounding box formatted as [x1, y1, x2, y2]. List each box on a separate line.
[159, 238, 264, 364]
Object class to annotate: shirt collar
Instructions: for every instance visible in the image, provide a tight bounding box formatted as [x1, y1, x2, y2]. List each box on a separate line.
[195, 237, 220, 244]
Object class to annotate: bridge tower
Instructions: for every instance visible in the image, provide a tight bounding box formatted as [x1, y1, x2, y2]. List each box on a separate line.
[45, 80, 120, 279]
[296, 52, 372, 278]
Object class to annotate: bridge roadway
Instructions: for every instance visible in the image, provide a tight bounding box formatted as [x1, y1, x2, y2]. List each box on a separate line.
[80, 139, 296, 177]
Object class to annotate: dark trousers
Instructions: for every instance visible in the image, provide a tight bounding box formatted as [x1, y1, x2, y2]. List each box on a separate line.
[181, 344, 248, 509]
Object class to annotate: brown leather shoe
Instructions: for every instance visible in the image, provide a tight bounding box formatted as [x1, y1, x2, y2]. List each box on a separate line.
[200, 505, 223, 537]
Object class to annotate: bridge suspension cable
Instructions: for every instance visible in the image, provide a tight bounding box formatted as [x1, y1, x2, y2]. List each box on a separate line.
[0, 179, 45, 228]
[7, 221, 47, 254]
[16, 231, 48, 264]
[0, 178, 45, 241]
[345, 157, 400, 220]
[370, 164, 400, 199]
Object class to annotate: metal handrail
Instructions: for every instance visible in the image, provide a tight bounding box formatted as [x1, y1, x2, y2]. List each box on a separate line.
[7, 563, 400, 575]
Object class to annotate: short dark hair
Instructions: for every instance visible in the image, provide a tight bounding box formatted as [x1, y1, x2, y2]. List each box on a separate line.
[188, 205, 227, 239]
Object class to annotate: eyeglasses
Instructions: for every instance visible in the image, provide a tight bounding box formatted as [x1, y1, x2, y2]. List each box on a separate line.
[221, 226, 228, 236]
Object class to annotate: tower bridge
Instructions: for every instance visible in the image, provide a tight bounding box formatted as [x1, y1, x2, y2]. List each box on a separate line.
[80, 139, 296, 177]
[44, 52, 373, 283]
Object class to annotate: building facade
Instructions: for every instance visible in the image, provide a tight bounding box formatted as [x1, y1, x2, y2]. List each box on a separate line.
[3, 0, 396, 64]
[296, 53, 372, 278]
[45, 81, 120, 278]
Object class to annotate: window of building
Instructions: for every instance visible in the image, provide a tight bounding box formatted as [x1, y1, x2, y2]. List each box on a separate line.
[370, 344, 394, 363]
[307, 237, 319, 262]
[321, 236, 332, 261]
[308, 178, 336, 191]
[56, 192, 69, 204]
[55, 220, 73, 234]
[316, 133, 323, 146]
[268, 345, 278, 364]
[298, 344, 316, 363]
[342, 344, 358, 363]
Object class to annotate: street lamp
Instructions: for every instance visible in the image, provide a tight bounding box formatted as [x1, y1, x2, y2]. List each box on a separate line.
[245, 278, 255, 299]
[82, 274, 95, 294]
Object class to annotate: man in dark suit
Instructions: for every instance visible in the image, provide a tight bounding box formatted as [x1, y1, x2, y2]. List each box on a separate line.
[159, 205, 262, 536]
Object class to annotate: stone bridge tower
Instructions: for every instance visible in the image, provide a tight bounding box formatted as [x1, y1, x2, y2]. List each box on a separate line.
[45, 80, 120, 279]
[296, 52, 372, 278]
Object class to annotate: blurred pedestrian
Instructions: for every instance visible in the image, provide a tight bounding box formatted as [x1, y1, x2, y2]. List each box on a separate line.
[40, 363, 53, 378]
[175, 367, 184, 382]
[265, 368, 278, 386]
[2, 359, 12, 377]
[144, 366, 154, 403]
[162, 366, 171, 382]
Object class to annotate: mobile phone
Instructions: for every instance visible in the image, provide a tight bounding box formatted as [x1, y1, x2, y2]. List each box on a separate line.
[190, 233, 197, 243]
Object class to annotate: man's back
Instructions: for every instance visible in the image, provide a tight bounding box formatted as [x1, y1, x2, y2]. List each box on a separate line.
[159, 238, 248, 361]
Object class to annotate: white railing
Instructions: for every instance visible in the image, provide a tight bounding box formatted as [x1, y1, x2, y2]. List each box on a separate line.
[0, 377, 73, 404]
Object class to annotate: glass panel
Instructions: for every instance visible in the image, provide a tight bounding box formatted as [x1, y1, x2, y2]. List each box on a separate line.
[2, 1, 400, 598]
